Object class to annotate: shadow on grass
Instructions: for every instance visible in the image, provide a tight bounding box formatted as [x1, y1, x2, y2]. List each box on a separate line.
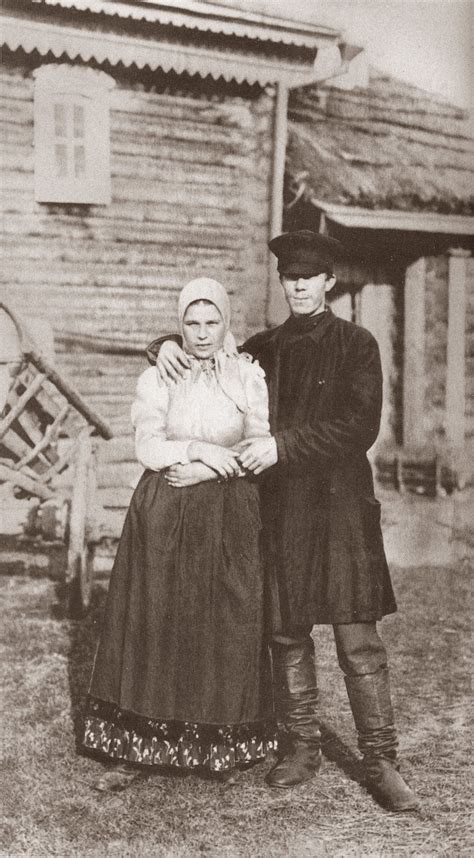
[320, 721, 363, 785]
[53, 584, 107, 756]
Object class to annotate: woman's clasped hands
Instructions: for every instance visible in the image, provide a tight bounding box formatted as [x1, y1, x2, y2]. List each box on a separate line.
[165, 461, 218, 488]
[187, 441, 242, 480]
[165, 440, 248, 487]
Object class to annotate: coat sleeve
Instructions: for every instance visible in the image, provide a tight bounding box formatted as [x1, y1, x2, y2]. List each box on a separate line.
[145, 334, 182, 366]
[275, 329, 383, 467]
[241, 332, 267, 359]
[131, 368, 191, 470]
[240, 358, 271, 439]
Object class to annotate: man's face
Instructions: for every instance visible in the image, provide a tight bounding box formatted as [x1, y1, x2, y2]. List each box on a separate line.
[280, 272, 336, 316]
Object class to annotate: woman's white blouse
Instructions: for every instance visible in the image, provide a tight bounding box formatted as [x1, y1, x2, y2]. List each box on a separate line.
[131, 355, 270, 471]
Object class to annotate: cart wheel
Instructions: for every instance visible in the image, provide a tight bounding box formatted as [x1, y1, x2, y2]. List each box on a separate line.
[66, 431, 96, 616]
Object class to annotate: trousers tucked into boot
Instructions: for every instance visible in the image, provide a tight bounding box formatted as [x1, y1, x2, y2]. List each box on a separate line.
[266, 638, 321, 789]
[345, 668, 419, 812]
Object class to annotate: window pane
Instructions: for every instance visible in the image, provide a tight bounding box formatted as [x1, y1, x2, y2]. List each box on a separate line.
[54, 104, 66, 138]
[55, 144, 68, 177]
[73, 104, 85, 139]
[74, 145, 86, 177]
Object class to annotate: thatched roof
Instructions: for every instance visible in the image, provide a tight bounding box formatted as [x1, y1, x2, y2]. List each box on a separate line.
[287, 69, 474, 215]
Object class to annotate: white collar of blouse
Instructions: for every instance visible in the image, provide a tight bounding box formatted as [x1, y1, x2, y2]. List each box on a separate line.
[185, 345, 248, 413]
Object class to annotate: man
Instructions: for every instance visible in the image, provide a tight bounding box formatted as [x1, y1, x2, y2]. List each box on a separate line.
[147, 230, 419, 812]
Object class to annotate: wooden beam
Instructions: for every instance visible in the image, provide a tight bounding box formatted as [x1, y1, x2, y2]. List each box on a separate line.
[330, 291, 352, 321]
[360, 283, 395, 445]
[0, 463, 54, 501]
[313, 200, 474, 235]
[446, 249, 470, 447]
[403, 257, 426, 447]
[267, 83, 289, 327]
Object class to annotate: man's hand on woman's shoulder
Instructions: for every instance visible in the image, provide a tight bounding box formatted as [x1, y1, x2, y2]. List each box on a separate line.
[156, 340, 191, 386]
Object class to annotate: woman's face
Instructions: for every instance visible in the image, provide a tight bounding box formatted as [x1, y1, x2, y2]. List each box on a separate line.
[182, 300, 226, 359]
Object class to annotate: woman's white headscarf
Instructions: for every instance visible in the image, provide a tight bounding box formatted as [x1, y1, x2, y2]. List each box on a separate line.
[178, 278, 248, 413]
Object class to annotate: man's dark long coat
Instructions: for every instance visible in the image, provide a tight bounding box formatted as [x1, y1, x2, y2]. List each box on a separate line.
[242, 309, 396, 631]
[147, 309, 396, 631]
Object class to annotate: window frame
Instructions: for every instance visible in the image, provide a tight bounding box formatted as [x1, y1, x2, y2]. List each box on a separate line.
[33, 64, 115, 205]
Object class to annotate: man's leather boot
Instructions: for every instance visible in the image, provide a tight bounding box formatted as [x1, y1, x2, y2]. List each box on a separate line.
[266, 638, 321, 789]
[345, 668, 419, 812]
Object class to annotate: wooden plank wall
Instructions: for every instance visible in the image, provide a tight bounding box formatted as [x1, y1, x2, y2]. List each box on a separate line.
[465, 258, 474, 460]
[0, 56, 274, 436]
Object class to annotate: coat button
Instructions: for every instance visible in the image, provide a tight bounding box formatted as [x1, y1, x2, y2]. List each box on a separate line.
[329, 487, 336, 495]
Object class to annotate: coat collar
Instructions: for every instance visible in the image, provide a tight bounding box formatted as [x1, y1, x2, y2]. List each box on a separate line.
[276, 306, 336, 346]
[253, 308, 337, 357]
[257, 309, 337, 429]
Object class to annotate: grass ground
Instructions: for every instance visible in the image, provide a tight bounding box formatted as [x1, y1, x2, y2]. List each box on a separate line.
[0, 563, 472, 857]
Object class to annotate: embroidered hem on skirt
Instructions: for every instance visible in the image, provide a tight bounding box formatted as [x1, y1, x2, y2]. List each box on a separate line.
[83, 698, 277, 772]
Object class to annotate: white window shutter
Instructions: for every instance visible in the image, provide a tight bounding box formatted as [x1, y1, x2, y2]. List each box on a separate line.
[33, 65, 115, 205]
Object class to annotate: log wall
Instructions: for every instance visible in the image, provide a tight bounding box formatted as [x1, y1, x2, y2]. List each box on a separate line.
[465, 257, 474, 458]
[0, 56, 274, 435]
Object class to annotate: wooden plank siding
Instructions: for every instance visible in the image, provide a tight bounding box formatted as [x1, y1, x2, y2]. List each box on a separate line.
[1, 57, 274, 437]
[465, 258, 474, 451]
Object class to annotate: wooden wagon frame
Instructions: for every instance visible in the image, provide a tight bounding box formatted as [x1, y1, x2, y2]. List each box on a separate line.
[0, 302, 114, 614]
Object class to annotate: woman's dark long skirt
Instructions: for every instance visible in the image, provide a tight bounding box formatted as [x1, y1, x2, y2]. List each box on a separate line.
[83, 471, 275, 772]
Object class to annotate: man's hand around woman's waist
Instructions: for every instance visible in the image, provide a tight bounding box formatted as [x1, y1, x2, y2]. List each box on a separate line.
[233, 437, 278, 475]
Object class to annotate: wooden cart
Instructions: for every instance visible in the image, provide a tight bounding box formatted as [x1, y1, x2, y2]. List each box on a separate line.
[0, 302, 114, 614]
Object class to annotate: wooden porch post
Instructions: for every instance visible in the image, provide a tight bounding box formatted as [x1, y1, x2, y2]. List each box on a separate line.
[360, 282, 395, 445]
[445, 248, 470, 447]
[330, 291, 352, 321]
[403, 257, 426, 447]
[267, 82, 289, 326]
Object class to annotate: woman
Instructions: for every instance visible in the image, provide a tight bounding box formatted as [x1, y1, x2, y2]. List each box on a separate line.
[83, 278, 275, 782]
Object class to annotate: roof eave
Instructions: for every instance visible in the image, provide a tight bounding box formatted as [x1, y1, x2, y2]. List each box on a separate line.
[32, 0, 341, 48]
[313, 201, 474, 236]
[2, 13, 322, 86]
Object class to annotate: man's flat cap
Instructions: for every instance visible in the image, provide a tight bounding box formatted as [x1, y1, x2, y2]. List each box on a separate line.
[268, 230, 344, 276]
